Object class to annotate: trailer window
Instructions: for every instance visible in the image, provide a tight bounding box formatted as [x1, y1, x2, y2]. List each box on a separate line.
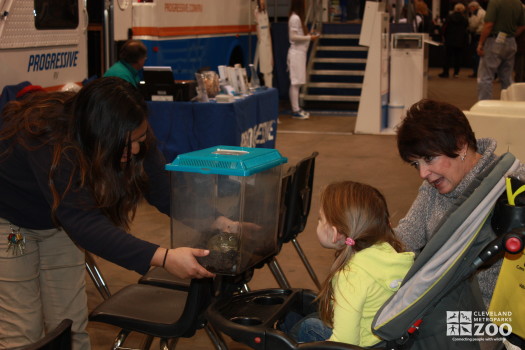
[34, 0, 79, 30]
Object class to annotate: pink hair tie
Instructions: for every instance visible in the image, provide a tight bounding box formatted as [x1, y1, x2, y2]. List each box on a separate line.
[345, 237, 355, 246]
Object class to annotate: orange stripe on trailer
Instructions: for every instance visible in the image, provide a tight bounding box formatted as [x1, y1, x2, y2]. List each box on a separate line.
[133, 25, 255, 37]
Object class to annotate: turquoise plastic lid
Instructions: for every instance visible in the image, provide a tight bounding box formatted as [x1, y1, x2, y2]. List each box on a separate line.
[165, 146, 287, 176]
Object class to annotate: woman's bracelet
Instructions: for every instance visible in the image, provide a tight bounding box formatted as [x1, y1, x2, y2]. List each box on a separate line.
[162, 248, 169, 268]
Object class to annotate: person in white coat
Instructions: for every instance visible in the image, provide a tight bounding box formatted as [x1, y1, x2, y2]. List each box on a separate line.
[288, 0, 319, 120]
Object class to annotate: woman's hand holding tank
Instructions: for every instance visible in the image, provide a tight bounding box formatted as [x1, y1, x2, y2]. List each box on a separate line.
[151, 247, 215, 279]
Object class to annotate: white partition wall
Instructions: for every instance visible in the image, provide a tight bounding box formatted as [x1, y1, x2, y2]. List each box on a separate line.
[355, 1, 390, 134]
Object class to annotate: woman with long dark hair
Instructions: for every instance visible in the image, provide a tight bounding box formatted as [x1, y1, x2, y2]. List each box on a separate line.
[0, 77, 214, 349]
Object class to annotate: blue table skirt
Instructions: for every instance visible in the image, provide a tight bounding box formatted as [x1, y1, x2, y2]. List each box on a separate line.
[147, 88, 279, 163]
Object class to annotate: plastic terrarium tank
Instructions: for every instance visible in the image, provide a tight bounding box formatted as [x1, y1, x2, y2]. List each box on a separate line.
[166, 146, 287, 275]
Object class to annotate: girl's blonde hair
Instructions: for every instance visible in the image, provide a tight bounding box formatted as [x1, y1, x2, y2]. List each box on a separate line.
[315, 181, 404, 327]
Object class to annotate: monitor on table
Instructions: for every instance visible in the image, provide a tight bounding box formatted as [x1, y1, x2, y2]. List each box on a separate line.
[140, 66, 179, 101]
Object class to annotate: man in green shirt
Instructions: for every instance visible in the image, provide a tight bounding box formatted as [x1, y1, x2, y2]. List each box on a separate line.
[104, 40, 147, 87]
[476, 0, 525, 100]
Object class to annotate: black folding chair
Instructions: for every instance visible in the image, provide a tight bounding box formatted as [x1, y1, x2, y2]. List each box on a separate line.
[268, 151, 321, 289]
[137, 267, 227, 350]
[89, 278, 214, 350]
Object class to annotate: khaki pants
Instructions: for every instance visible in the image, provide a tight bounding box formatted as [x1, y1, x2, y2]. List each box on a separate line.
[0, 218, 90, 350]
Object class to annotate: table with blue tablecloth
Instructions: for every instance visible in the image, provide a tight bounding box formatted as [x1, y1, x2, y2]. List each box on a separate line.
[147, 87, 279, 162]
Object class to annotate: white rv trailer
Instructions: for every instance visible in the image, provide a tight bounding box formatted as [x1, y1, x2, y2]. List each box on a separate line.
[0, 0, 88, 91]
[0, 0, 262, 91]
[131, 0, 257, 80]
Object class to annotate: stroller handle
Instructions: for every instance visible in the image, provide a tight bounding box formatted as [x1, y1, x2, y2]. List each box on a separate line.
[472, 228, 525, 268]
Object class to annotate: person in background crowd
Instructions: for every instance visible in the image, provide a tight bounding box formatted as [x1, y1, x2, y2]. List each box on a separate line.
[347, 0, 362, 23]
[396, 4, 421, 33]
[439, 3, 469, 78]
[467, 1, 486, 78]
[104, 39, 148, 87]
[415, 0, 432, 33]
[477, 0, 525, 100]
[514, 3, 525, 82]
[287, 0, 319, 120]
[340, 0, 348, 22]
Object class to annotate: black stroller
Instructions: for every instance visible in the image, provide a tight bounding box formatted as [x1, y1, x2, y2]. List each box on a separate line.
[206, 153, 525, 350]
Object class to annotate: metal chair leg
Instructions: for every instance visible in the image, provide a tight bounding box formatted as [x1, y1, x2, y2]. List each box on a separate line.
[267, 257, 291, 289]
[292, 238, 321, 290]
[111, 329, 130, 350]
[141, 335, 154, 350]
[159, 337, 180, 350]
[85, 251, 111, 300]
[204, 324, 229, 350]
[242, 283, 251, 293]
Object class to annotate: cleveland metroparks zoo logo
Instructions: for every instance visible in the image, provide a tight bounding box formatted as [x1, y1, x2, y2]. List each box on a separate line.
[446, 311, 512, 339]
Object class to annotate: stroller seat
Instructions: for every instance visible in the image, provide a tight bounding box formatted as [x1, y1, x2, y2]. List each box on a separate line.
[206, 288, 368, 350]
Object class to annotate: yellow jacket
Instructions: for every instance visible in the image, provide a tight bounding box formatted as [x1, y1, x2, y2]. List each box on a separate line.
[329, 242, 414, 347]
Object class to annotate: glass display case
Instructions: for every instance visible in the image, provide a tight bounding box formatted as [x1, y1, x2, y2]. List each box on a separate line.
[166, 146, 287, 275]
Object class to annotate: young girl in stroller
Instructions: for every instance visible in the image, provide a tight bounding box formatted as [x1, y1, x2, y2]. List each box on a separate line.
[283, 181, 414, 347]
